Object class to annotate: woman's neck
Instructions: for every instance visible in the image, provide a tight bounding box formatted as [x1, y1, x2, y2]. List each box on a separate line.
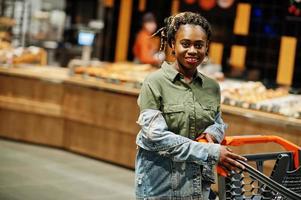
[174, 61, 197, 82]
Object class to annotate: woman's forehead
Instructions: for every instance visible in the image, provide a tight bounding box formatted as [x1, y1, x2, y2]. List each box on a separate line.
[175, 24, 207, 40]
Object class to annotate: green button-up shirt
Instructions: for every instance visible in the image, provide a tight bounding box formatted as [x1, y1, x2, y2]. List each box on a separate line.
[138, 62, 221, 140]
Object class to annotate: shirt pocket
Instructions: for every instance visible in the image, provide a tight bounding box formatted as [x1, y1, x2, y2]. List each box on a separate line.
[162, 104, 186, 135]
[196, 103, 217, 131]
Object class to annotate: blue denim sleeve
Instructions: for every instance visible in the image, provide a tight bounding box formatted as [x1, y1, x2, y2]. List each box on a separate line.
[136, 109, 220, 165]
[203, 112, 227, 144]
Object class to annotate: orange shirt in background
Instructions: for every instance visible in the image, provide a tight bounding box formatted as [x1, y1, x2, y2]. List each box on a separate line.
[133, 29, 159, 65]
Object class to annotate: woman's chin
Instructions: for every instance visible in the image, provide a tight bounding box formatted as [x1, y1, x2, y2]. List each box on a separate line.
[184, 63, 199, 70]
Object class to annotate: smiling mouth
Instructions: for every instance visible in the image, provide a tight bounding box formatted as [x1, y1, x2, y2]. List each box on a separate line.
[185, 57, 199, 64]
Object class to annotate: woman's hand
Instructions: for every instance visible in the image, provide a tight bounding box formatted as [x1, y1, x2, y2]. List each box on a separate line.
[219, 146, 247, 175]
[197, 133, 247, 175]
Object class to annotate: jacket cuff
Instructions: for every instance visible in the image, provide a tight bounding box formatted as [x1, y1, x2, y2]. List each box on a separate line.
[207, 144, 220, 165]
[204, 126, 224, 143]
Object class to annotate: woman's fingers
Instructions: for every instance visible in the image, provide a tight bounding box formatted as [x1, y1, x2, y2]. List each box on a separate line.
[226, 156, 245, 170]
[219, 146, 247, 171]
[205, 134, 214, 143]
[221, 162, 232, 173]
[226, 147, 232, 152]
[228, 151, 248, 162]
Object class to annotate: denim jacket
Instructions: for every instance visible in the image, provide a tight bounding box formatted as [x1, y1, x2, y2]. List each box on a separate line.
[135, 109, 226, 200]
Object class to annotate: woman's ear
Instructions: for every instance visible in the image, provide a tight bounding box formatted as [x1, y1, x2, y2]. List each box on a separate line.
[205, 42, 209, 56]
[171, 41, 176, 55]
[171, 40, 175, 49]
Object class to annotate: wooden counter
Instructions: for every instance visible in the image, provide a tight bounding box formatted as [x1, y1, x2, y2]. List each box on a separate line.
[0, 66, 67, 147]
[222, 104, 301, 157]
[63, 77, 140, 167]
[0, 66, 300, 169]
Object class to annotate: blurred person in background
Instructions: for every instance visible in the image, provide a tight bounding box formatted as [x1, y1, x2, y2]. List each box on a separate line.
[133, 12, 163, 66]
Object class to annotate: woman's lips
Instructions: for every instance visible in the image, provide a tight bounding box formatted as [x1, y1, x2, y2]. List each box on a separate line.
[185, 57, 199, 64]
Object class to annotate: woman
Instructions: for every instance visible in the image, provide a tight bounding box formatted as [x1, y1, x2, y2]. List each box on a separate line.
[135, 12, 246, 200]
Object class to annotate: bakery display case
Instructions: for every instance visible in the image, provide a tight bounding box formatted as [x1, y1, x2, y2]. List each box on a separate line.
[220, 81, 301, 119]
[70, 63, 301, 119]
[0, 64, 300, 169]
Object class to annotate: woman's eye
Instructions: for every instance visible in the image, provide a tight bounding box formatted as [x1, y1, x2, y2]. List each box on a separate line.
[194, 43, 203, 49]
[181, 42, 190, 48]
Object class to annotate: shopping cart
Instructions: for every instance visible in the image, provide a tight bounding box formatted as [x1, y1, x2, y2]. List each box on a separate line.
[198, 135, 301, 200]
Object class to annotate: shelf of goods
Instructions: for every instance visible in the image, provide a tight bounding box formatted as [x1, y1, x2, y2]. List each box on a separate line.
[72, 62, 156, 90]
[220, 81, 301, 119]
[0, 46, 47, 66]
[0, 64, 300, 169]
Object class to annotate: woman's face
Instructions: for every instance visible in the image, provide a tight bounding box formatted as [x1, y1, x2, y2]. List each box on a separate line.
[172, 24, 208, 71]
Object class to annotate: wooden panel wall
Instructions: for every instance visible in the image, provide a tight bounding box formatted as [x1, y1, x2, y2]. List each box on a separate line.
[277, 36, 297, 86]
[115, 0, 133, 61]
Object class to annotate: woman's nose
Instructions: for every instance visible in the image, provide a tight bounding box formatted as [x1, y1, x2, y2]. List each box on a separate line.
[187, 46, 197, 54]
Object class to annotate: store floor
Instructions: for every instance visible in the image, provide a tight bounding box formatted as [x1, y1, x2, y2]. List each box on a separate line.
[0, 138, 135, 200]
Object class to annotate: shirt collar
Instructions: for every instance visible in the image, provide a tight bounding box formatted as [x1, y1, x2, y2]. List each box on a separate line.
[162, 61, 203, 84]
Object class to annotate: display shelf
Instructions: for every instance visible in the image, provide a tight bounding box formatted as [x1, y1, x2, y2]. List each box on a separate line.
[0, 65, 68, 81]
[222, 104, 301, 129]
[71, 61, 156, 89]
[66, 75, 140, 95]
[0, 46, 47, 66]
[220, 80, 301, 119]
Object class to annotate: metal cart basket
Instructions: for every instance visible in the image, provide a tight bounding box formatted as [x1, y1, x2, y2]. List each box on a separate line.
[201, 135, 301, 200]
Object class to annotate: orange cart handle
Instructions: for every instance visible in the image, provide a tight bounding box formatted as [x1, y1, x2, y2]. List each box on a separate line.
[197, 135, 301, 174]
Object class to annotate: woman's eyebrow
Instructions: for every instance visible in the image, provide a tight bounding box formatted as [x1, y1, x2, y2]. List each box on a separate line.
[180, 39, 205, 42]
[194, 40, 205, 43]
[180, 39, 190, 41]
